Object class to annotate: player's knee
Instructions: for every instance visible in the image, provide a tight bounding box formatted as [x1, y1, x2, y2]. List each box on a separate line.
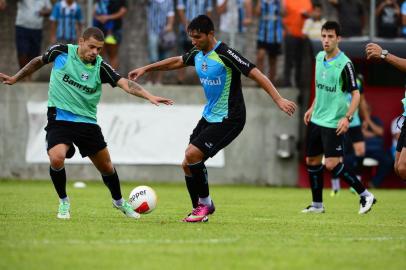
[306, 156, 322, 166]
[49, 155, 65, 170]
[184, 148, 201, 164]
[324, 160, 339, 171]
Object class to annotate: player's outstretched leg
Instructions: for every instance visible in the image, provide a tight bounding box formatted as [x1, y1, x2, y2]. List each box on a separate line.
[302, 164, 325, 213]
[331, 162, 376, 214]
[101, 169, 140, 219]
[183, 161, 215, 222]
[50, 166, 71, 219]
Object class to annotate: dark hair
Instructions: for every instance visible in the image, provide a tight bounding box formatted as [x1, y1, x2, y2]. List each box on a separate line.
[82, 27, 105, 42]
[187, 15, 214, 35]
[321, 21, 341, 36]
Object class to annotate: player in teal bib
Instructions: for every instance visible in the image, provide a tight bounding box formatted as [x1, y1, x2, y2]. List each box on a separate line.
[330, 74, 370, 196]
[366, 42, 406, 181]
[302, 21, 376, 215]
[0, 27, 173, 220]
[129, 15, 296, 222]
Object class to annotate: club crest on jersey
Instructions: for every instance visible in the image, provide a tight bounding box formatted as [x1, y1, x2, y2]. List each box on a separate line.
[202, 61, 208, 71]
[81, 72, 89, 81]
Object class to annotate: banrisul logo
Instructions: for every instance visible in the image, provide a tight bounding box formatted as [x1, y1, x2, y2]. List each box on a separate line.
[62, 74, 96, 94]
[200, 77, 221, 86]
[81, 72, 89, 81]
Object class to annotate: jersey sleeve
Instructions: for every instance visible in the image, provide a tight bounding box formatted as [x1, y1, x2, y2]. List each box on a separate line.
[341, 61, 358, 92]
[42, 44, 68, 64]
[218, 44, 256, 77]
[100, 61, 122, 87]
[182, 48, 199, 66]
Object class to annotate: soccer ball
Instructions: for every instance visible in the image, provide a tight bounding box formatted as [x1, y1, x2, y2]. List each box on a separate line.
[128, 185, 157, 214]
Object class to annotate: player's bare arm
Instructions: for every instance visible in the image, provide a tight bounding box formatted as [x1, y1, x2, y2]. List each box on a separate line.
[248, 67, 297, 116]
[304, 100, 316, 125]
[0, 56, 45, 85]
[117, 78, 174, 106]
[128, 56, 186, 81]
[366, 43, 406, 72]
[336, 90, 360, 135]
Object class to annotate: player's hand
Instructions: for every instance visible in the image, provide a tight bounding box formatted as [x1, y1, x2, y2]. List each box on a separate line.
[336, 117, 349, 135]
[0, 73, 16, 85]
[365, 43, 382, 60]
[128, 68, 146, 81]
[148, 95, 174, 106]
[276, 98, 296, 116]
[303, 109, 312, 125]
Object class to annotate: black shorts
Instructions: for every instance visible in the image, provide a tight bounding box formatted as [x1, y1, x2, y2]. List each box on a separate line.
[346, 126, 364, 143]
[306, 122, 344, 158]
[45, 110, 107, 157]
[256, 41, 281, 56]
[15, 26, 42, 57]
[189, 117, 245, 158]
[396, 120, 406, 152]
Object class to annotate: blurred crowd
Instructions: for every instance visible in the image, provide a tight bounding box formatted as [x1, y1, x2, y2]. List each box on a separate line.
[0, 0, 405, 187]
[0, 0, 405, 85]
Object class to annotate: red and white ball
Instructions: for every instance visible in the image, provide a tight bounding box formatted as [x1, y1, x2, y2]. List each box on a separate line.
[128, 185, 157, 214]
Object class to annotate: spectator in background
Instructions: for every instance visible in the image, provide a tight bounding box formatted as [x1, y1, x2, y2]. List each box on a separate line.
[391, 115, 404, 159]
[329, 0, 364, 37]
[176, 0, 213, 84]
[217, 0, 253, 54]
[216, 0, 252, 53]
[0, 0, 6, 11]
[15, 0, 52, 78]
[302, 3, 327, 40]
[94, 0, 116, 44]
[93, 0, 127, 70]
[401, 0, 406, 37]
[376, 0, 400, 38]
[319, 0, 338, 21]
[362, 107, 393, 188]
[282, 0, 313, 88]
[255, 0, 283, 83]
[146, 0, 175, 85]
[50, 0, 83, 44]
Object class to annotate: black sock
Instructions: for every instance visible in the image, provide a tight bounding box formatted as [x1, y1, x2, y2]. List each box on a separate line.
[307, 164, 324, 203]
[354, 156, 364, 176]
[102, 169, 122, 200]
[188, 161, 209, 199]
[331, 163, 365, 194]
[185, 175, 199, 208]
[49, 166, 67, 199]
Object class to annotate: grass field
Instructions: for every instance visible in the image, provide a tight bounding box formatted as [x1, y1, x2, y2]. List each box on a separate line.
[0, 179, 405, 270]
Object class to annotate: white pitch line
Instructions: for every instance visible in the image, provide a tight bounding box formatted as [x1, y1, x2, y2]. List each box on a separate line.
[1, 238, 239, 246]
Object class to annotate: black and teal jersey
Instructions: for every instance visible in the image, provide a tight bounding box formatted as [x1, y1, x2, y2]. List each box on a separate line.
[182, 41, 255, 123]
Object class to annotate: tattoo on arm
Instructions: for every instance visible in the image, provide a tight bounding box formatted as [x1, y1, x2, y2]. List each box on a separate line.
[127, 80, 144, 96]
[14, 56, 44, 81]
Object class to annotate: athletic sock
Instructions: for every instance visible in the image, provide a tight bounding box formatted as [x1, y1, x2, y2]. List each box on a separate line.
[101, 168, 122, 201]
[331, 163, 366, 194]
[312, 202, 324, 208]
[354, 156, 364, 176]
[185, 175, 199, 208]
[188, 161, 210, 199]
[113, 198, 124, 207]
[360, 190, 372, 197]
[199, 195, 212, 206]
[331, 177, 340, 191]
[307, 164, 324, 203]
[50, 166, 67, 199]
[60, 197, 69, 203]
